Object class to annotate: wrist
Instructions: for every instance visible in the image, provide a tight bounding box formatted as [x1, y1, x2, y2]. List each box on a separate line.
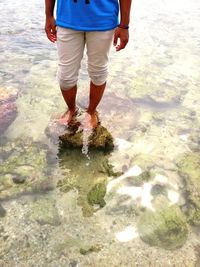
[118, 24, 129, 29]
[45, 13, 54, 19]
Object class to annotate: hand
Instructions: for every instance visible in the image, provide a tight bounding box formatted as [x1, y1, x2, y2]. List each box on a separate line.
[113, 27, 129, 52]
[45, 16, 57, 43]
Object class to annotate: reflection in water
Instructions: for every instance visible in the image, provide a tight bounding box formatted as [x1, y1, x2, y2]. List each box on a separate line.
[0, 0, 200, 265]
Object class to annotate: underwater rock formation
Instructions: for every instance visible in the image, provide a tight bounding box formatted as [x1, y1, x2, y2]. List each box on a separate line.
[0, 87, 18, 135]
[177, 153, 200, 226]
[0, 139, 53, 199]
[0, 204, 6, 217]
[129, 170, 152, 186]
[57, 173, 107, 217]
[87, 182, 106, 208]
[79, 244, 103, 255]
[138, 205, 188, 250]
[30, 197, 61, 226]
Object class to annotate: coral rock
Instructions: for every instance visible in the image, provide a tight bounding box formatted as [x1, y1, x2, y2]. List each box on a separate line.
[138, 205, 188, 250]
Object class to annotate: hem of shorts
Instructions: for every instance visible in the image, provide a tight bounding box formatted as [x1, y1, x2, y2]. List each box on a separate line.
[56, 20, 117, 32]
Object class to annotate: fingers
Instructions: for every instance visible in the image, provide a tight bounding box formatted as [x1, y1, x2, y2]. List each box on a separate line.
[113, 32, 118, 46]
[115, 38, 128, 51]
[113, 28, 129, 52]
[45, 18, 57, 43]
[45, 27, 57, 43]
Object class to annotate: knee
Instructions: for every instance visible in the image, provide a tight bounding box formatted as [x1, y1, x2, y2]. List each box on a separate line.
[57, 73, 77, 90]
[88, 65, 108, 86]
[57, 78, 77, 90]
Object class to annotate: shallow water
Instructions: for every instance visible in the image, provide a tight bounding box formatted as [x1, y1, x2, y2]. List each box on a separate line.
[1, 0, 200, 266]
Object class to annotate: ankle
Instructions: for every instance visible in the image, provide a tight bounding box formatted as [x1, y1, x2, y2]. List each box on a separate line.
[68, 107, 76, 112]
[86, 108, 96, 115]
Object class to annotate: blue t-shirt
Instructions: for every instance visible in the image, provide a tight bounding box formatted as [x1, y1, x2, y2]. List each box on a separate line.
[56, 0, 119, 31]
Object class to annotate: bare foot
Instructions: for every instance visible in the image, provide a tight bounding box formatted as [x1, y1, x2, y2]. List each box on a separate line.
[82, 111, 99, 130]
[59, 109, 76, 126]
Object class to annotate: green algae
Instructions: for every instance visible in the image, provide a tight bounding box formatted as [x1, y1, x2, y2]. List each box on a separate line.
[177, 152, 200, 225]
[87, 182, 106, 208]
[100, 159, 123, 177]
[132, 171, 152, 186]
[138, 205, 188, 250]
[130, 154, 155, 171]
[58, 118, 114, 151]
[0, 204, 6, 217]
[80, 244, 103, 255]
[57, 175, 107, 217]
[151, 184, 167, 197]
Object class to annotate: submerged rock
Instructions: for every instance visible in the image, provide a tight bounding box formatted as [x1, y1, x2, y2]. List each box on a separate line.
[100, 158, 122, 177]
[177, 152, 200, 225]
[30, 197, 61, 226]
[12, 174, 27, 184]
[151, 184, 167, 197]
[0, 87, 18, 135]
[130, 170, 152, 186]
[87, 182, 106, 208]
[57, 174, 107, 217]
[0, 139, 53, 199]
[79, 244, 102, 255]
[138, 205, 188, 250]
[57, 148, 110, 217]
[0, 204, 6, 217]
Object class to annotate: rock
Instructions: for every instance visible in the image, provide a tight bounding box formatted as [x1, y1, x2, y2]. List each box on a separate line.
[46, 110, 114, 150]
[100, 159, 122, 177]
[12, 174, 26, 184]
[0, 87, 18, 135]
[30, 197, 61, 226]
[60, 125, 114, 151]
[129, 171, 151, 186]
[0, 139, 52, 199]
[151, 184, 167, 197]
[0, 204, 6, 217]
[177, 153, 200, 225]
[137, 205, 188, 250]
[79, 244, 102, 255]
[87, 182, 106, 208]
[69, 260, 79, 267]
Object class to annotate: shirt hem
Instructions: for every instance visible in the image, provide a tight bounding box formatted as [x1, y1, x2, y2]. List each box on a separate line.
[56, 20, 117, 32]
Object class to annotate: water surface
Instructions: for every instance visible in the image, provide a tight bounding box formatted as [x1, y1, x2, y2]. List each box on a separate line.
[1, 0, 200, 266]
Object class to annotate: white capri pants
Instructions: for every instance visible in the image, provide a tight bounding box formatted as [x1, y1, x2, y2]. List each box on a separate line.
[56, 26, 115, 90]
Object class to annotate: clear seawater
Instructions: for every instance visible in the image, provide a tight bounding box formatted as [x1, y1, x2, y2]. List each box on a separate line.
[0, 0, 200, 266]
